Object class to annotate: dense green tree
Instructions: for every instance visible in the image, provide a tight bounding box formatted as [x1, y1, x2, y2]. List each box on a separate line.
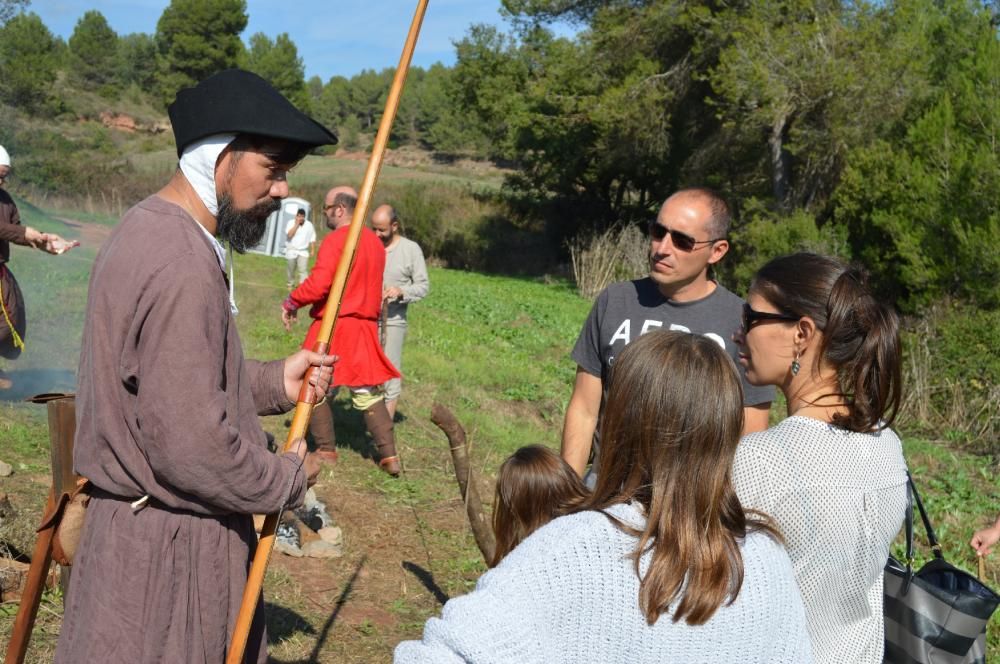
[0, 12, 59, 111]
[707, 1, 942, 214]
[68, 10, 119, 89]
[118, 33, 158, 90]
[315, 74, 352, 130]
[0, 0, 29, 25]
[452, 7, 720, 236]
[415, 63, 489, 154]
[306, 75, 323, 110]
[243, 32, 310, 112]
[835, 4, 1000, 310]
[393, 66, 424, 145]
[155, 0, 247, 106]
[349, 68, 392, 129]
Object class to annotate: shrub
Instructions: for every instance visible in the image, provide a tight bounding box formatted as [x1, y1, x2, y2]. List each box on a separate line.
[899, 304, 999, 458]
[719, 201, 850, 295]
[568, 223, 648, 299]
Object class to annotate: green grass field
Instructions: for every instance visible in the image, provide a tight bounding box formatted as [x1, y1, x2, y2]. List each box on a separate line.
[0, 194, 996, 661]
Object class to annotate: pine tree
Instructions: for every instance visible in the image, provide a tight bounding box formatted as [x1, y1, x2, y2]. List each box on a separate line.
[0, 0, 30, 26]
[155, 0, 247, 106]
[68, 10, 119, 89]
[243, 32, 310, 112]
[118, 33, 158, 90]
[0, 12, 59, 111]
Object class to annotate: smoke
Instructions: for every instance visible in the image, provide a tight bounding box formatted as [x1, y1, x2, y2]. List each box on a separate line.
[1, 218, 92, 401]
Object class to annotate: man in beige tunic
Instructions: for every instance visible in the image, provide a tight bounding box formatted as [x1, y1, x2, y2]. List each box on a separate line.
[55, 70, 338, 664]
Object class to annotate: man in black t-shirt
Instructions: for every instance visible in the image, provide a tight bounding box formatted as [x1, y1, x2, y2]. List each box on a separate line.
[561, 187, 774, 481]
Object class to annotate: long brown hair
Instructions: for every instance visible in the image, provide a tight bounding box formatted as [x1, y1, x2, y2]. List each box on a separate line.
[490, 445, 589, 568]
[587, 330, 779, 626]
[750, 253, 901, 432]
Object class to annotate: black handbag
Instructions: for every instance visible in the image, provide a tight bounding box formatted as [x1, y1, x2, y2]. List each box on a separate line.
[884, 473, 999, 663]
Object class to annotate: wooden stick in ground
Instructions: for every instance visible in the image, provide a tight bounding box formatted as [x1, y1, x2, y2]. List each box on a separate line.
[430, 404, 496, 564]
[4, 489, 56, 664]
[226, 2, 430, 662]
[6, 394, 79, 663]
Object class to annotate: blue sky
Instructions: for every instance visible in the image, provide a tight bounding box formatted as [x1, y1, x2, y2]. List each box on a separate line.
[28, 1, 572, 81]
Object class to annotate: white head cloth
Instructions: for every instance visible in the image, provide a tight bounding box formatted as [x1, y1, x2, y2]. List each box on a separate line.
[0, 145, 10, 167]
[178, 133, 240, 316]
[178, 133, 236, 217]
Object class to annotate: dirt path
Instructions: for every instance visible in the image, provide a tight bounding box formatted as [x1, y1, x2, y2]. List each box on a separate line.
[262, 450, 476, 662]
[52, 217, 113, 251]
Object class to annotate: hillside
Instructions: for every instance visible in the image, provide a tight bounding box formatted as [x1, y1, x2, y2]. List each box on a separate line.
[0, 200, 996, 661]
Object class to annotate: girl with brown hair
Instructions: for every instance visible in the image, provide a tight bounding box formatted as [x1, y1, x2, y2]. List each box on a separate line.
[396, 331, 812, 663]
[733, 252, 907, 664]
[489, 445, 589, 568]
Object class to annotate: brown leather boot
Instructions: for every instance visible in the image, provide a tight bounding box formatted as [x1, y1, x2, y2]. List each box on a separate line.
[364, 400, 400, 476]
[309, 401, 339, 464]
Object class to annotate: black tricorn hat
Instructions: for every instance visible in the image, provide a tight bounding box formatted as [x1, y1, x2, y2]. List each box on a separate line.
[168, 69, 337, 157]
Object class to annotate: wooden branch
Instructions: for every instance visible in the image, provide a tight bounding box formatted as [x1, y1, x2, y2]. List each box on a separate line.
[4, 490, 56, 664]
[430, 404, 495, 564]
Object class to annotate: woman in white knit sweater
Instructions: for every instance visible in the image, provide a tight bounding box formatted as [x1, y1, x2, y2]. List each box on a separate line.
[732, 253, 908, 664]
[395, 331, 813, 663]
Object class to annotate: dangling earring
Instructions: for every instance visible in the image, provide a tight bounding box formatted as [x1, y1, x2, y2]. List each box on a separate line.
[791, 350, 801, 376]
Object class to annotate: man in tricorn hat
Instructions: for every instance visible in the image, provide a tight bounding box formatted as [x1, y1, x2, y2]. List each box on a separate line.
[55, 70, 338, 664]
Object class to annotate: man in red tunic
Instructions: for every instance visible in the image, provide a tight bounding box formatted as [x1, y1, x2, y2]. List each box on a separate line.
[281, 185, 402, 476]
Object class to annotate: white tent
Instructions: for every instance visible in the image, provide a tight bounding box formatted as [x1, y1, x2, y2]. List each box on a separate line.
[248, 197, 314, 258]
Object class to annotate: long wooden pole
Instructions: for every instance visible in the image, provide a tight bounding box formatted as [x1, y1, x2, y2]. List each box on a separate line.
[226, 2, 429, 661]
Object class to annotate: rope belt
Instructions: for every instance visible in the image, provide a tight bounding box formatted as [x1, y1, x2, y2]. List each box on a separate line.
[0, 265, 24, 352]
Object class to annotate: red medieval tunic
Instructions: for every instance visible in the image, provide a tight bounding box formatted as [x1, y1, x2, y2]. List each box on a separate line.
[288, 225, 399, 387]
[54, 196, 307, 664]
[0, 188, 27, 359]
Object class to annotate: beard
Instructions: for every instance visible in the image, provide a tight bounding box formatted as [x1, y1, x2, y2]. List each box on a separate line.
[216, 193, 280, 253]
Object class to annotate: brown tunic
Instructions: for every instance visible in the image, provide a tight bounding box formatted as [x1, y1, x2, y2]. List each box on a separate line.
[0, 188, 27, 358]
[55, 195, 307, 664]
[0, 187, 27, 265]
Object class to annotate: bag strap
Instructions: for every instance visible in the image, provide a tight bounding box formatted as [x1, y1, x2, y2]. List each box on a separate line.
[903, 475, 913, 569]
[907, 472, 944, 560]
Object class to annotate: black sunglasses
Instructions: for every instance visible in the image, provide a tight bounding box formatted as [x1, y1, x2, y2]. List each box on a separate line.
[742, 303, 799, 331]
[648, 221, 724, 252]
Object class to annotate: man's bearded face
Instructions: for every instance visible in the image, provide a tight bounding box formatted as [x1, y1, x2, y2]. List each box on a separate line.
[216, 192, 280, 253]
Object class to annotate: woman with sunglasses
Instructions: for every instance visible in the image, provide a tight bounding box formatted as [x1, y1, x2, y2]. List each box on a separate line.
[733, 252, 907, 664]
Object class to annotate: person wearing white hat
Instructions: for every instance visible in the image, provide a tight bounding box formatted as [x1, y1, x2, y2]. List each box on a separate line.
[0, 145, 74, 389]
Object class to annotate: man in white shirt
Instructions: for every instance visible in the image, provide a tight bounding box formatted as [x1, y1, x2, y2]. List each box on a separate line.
[284, 207, 315, 289]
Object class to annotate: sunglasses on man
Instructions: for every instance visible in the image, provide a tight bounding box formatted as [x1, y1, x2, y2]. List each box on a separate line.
[742, 302, 800, 331]
[648, 221, 724, 252]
